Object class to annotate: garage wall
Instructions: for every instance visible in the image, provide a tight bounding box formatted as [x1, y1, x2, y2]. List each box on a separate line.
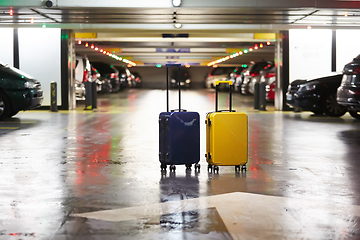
[130, 66, 210, 89]
[0, 28, 14, 67]
[289, 29, 332, 82]
[18, 28, 61, 106]
[336, 30, 360, 72]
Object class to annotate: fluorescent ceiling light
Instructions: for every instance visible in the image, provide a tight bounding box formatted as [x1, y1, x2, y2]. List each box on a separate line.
[174, 23, 182, 29]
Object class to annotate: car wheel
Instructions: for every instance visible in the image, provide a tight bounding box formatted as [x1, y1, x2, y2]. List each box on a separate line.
[0, 92, 11, 120]
[323, 94, 347, 117]
[349, 110, 360, 120]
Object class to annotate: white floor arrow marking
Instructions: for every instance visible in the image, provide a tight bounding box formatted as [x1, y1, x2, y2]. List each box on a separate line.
[73, 192, 360, 240]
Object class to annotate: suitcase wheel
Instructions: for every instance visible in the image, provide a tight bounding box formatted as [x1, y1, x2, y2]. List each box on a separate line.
[241, 165, 247, 172]
[235, 165, 240, 172]
[186, 164, 192, 170]
[160, 163, 167, 171]
[207, 164, 213, 172]
[169, 165, 176, 172]
[213, 166, 219, 174]
[195, 163, 200, 172]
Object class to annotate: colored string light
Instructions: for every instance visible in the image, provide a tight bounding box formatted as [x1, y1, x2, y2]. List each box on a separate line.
[78, 41, 136, 66]
[207, 42, 271, 67]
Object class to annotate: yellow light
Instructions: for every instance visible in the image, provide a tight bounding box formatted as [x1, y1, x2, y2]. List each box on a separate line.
[30, 17, 34, 24]
[78, 40, 82, 45]
[85, 43, 88, 47]
[260, 43, 263, 48]
[95, 47, 98, 51]
[249, 48, 253, 51]
[345, 12, 348, 17]
[100, 49, 103, 52]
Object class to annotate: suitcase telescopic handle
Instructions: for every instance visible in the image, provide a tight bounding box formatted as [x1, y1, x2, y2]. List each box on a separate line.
[166, 64, 181, 112]
[215, 80, 233, 112]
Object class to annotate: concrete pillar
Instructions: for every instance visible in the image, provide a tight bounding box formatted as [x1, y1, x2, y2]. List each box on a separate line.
[274, 31, 290, 111]
[60, 30, 76, 110]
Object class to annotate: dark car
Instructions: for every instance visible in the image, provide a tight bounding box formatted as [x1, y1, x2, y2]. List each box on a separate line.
[337, 55, 360, 119]
[91, 62, 121, 92]
[0, 62, 43, 120]
[241, 61, 271, 95]
[170, 67, 191, 88]
[286, 73, 347, 117]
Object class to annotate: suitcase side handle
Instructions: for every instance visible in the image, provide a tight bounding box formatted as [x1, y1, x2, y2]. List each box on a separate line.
[215, 80, 233, 112]
[166, 64, 182, 112]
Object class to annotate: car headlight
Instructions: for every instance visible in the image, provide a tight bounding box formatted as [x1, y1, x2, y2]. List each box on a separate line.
[299, 83, 318, 92]
[24, 81, 36, 89]
[185, 79, 190, 84]
[171, 79, 176, 83]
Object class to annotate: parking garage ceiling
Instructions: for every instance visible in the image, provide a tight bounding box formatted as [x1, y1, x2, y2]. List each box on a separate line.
[1, 0, 360, 66]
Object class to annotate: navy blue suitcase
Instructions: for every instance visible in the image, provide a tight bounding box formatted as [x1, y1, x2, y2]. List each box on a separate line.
[159, 64, 200, 172]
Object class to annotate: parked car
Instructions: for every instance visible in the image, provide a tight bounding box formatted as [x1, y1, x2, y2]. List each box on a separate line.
[241, 61, 271, 95]
[170, 67, 191, 88]
[75, 55, 91, 100]
[234, 68, 247, 92]
[91, 62, 120, 92]
[131, 72, 142, 88]
[337, 55, 360, 119]
[0, 62, 43, 120]
[91, 67, 102, 93]
[206, 67, 237, 89]
[259, 65, 276, 102]
[75, 80, 86, 100]
[249, 61, 274, 95]
[230, 67, 245, 90]
[286, 73, 347, 117]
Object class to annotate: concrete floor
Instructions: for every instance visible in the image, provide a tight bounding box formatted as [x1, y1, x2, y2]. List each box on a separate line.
[1, 88, 360, 240]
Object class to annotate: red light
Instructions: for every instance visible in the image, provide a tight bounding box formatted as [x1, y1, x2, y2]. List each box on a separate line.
[103, 51, 106, 54]
[251, 73, 260, 77]
[265, 72, 276, 78]
[78, 40, 82, 45]
[100, 49, 103, 52]
[267, 41, 271, 45]
[91, 44, 94, 49]
[249, 48, 253, 51]
[30, 17, 34, 24]
[9, 7, 13, 16]
[254, 45, 258, 50]
[110, 73, 116, 78]
[83, 69, 88, 82]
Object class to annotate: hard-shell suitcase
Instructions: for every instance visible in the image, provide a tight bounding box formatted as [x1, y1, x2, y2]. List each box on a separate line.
[159, 64, 200, 172]
[205, 80, 248, 173]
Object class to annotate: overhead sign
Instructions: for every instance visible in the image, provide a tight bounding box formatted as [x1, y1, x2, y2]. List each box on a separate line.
[156, 48, 190, 53]
[74, 33, 97, 39]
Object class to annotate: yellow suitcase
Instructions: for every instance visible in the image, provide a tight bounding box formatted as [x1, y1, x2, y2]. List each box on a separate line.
[205, 80, 248, 173]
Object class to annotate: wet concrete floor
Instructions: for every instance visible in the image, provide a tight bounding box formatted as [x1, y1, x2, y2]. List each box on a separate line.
[1, 88, 360, 239]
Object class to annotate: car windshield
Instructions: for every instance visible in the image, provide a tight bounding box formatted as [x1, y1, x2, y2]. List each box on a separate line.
[0, 61, 34, 79]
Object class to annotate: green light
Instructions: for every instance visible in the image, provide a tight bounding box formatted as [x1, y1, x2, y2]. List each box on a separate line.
[234, 69, 237, 72]
[156, 64, 161, 68]
[110, 65, 114, 68]
[21, 75, 24, 78]
[244, 49, 248, 53]
[42, 23, 46, 28]
[242, 64, 248, 68]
